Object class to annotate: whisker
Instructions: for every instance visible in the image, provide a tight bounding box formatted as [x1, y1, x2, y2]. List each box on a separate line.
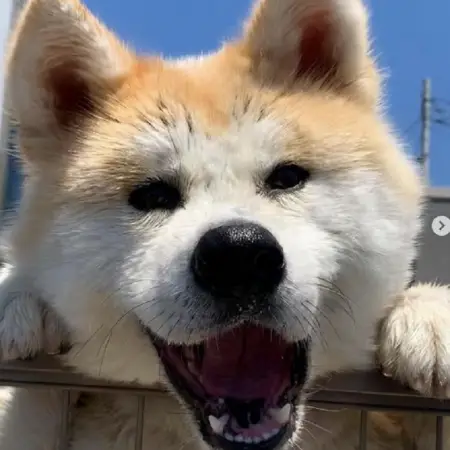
[97, 300, 154, 376]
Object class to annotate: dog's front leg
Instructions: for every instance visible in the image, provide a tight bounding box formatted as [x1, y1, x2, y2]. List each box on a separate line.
[0, 265, 76, 450]
[378, 282, 450, 397]
[0, 264, 69, 361]
[377, 282, 450, 448]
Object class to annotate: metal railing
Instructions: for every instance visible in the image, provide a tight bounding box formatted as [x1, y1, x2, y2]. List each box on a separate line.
[0, 357, 449, 450]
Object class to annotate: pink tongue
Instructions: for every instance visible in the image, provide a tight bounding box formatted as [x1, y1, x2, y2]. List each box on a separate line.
[201, 325, 291, 400]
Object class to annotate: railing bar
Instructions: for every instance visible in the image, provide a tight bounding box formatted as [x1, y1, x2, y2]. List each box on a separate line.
[435, 416, 443, 450]
[308, 400, 450, 416]
[2, 378, 450, 416]
[57, 390, 71, 450]
[358, 410, 368, 450]
[134, 395, 146, 450]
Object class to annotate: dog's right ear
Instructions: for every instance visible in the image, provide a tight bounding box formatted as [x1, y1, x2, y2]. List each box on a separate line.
[6, 0, 136, 166]
[237, 0, 379, 107]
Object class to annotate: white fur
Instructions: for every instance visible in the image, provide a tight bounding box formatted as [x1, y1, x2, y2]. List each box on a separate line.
[0, 265, 67, 360]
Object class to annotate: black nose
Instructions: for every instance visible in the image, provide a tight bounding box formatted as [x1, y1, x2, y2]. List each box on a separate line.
[191, 221, 285, 298]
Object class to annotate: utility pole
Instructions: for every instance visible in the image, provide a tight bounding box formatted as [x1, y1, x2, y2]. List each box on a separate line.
[0, 0, 14, 212]
[408, 79, 432, 288]
[419, 78, 431, 184]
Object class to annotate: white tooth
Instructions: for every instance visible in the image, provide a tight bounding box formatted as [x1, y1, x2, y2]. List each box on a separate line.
[244, 437, 253, 444]
[235, 435, 244, 442]
[224, 433, 234, 441]
[269, 404, 291, 424]
[252, 437, 262, 444]
[208, 415, 229, 435]
[262, 433, 271, 441]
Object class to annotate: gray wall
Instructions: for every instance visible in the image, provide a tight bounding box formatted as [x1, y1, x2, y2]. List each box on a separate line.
[415, 188, 450, 284]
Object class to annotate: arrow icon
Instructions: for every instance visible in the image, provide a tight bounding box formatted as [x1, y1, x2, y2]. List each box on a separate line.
[432, 216, 450, 237]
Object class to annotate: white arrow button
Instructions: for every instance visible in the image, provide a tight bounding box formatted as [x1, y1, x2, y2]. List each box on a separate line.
[432, 216, 450, 237]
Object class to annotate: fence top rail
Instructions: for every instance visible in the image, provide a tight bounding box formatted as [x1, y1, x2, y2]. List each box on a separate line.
[1, 356, 450, 413]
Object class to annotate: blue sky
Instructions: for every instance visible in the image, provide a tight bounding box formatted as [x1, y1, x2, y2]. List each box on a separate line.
[82, 0, 450, 187]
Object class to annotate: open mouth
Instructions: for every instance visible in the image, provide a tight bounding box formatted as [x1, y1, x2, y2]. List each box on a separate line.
[149, 323, 310, 450]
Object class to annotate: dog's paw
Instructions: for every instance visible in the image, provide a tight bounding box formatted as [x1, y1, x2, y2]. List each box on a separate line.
[0, 266, 69, 361]
[377, 283, 450, 397]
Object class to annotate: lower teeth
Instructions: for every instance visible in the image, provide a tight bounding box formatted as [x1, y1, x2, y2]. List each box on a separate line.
[208, 403, 291, 444]
[222, 428, 281, 443]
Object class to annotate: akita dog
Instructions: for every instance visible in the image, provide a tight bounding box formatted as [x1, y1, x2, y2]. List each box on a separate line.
[0, 0, 450, 449]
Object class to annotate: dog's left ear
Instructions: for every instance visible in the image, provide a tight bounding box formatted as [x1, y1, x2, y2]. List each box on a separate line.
[239, 0, 379, 107]
[5, 0, 136, 166]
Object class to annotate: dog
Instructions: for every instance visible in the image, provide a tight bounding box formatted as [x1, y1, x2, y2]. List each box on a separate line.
[1, 0, 450, 448]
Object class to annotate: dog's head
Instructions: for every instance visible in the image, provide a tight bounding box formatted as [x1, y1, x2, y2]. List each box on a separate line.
[7, 0, 421, 449]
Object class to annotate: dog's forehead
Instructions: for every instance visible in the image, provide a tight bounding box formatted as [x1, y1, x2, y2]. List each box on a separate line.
[64, 55, 418, 207]
[86, 59, 373, 168]
[76, 107, 290, 200]
[131, 103, 289, 177]
[74, 61, 285, 184]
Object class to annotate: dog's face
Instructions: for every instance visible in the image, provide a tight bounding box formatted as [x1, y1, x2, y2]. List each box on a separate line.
[8, 0, 421, 449]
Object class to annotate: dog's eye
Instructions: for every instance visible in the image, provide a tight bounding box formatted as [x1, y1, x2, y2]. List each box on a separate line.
[266, 164, 310, 191]
[128, 181, 182, 212]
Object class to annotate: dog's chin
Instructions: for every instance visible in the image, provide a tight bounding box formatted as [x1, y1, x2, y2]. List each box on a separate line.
[145, 322, 310, 450]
